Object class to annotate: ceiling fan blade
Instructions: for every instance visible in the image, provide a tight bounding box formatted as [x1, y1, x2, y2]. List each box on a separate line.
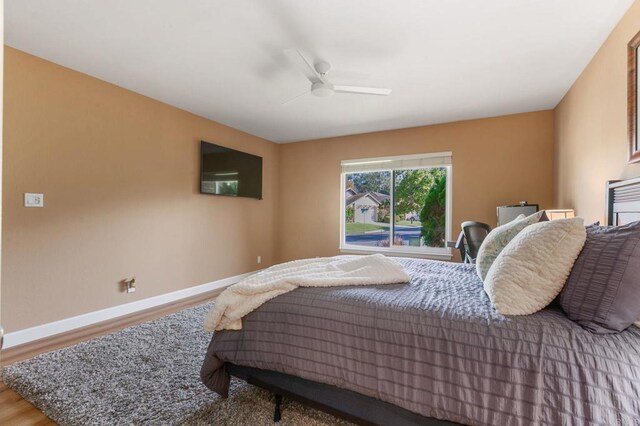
[334, 85, 392, 96]
[281, 90, 310, 106]
[284, 48, 322, 83]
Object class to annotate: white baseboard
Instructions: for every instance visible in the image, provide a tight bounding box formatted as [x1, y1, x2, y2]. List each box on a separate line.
[3, 270, 258, 349]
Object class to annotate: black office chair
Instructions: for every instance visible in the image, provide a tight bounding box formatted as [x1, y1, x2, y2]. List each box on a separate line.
[454, 221, 492, 264]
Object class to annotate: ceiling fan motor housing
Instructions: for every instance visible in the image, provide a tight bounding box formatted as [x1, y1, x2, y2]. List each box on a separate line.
[311, 81, 334, 97]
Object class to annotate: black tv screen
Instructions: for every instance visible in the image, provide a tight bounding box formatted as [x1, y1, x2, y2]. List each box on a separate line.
[200, 141, 263, 199]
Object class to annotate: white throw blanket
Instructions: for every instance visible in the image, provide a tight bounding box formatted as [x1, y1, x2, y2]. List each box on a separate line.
[204, 254, 410, 331]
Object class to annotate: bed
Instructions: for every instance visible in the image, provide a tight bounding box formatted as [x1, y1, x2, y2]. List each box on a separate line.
[607, 177, 640, 225]
[201, 179, 640, 425]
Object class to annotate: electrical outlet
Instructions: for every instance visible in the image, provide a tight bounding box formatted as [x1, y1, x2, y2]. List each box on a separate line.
[124, 277, 136, 293]
[257, 255, 262, 264]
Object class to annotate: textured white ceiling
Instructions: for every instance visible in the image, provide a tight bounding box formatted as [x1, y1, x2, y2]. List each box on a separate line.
[6, 0, 634, 143]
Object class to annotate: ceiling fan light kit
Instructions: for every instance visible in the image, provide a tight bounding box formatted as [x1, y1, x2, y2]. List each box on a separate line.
[311, 81, 335, 97]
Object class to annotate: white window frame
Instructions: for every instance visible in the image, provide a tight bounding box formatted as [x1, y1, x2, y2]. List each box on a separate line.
[339, 152, 452, 260]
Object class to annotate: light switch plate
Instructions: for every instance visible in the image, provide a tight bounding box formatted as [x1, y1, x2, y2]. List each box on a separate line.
[24, 193, 44, 207]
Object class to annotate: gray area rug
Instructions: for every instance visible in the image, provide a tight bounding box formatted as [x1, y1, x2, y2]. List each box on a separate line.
[2, 303, 351, 425]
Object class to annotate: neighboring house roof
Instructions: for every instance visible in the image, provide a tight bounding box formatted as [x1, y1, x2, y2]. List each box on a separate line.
[346, 193, 368, 206]
[346, 191, 390, 207]
[368, 192, 390, 204]
[345, 188, 357, 196]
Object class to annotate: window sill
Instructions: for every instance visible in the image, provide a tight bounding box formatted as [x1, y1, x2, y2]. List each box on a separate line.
[339, 246, 453, 261]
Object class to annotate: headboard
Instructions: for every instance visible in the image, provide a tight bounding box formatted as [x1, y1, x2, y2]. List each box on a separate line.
[606, 177, 640, 225]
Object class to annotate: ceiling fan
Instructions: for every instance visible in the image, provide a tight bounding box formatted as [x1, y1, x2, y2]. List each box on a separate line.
[282, 48, 392, 105]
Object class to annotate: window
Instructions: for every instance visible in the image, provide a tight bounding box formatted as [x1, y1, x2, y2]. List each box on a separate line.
[214, 180, 239, 196]
[340, 152, 452, 258]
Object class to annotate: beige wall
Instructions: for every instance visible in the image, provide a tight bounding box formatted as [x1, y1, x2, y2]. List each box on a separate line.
[2, 47, 279, 332]
[554, 0, 640, 223]
[277, 111, 555, 262]
[0, 2, 4, 340]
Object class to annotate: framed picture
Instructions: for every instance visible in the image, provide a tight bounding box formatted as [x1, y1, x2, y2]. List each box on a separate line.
[628, 30, 640, 163]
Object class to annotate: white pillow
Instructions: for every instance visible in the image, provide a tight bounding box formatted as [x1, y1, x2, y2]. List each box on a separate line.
[476, 211, 545, 280]
[484, 218, 586, 315]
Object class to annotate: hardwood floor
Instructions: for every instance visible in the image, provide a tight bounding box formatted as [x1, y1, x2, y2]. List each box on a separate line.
[0, 383, 53, 425]
[0, 289, 222, 425]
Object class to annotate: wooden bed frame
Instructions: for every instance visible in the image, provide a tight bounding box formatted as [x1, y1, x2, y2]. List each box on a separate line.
[225, 177, 640, 425]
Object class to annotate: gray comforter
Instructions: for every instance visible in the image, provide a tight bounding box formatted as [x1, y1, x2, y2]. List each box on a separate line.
[201, 258, 640, 425]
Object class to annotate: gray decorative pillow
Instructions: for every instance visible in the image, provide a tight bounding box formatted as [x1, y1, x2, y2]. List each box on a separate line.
[476, 211, 546, 280]
[559, 221, 640, 333]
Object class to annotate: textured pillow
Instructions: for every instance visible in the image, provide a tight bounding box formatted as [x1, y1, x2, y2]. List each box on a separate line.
[559, 221, 640, 333]
[484, 218, 586, 315]
[476, 210, 546, 280]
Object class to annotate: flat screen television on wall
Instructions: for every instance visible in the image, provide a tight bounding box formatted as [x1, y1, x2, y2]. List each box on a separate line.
[200, 141, 263, 199]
